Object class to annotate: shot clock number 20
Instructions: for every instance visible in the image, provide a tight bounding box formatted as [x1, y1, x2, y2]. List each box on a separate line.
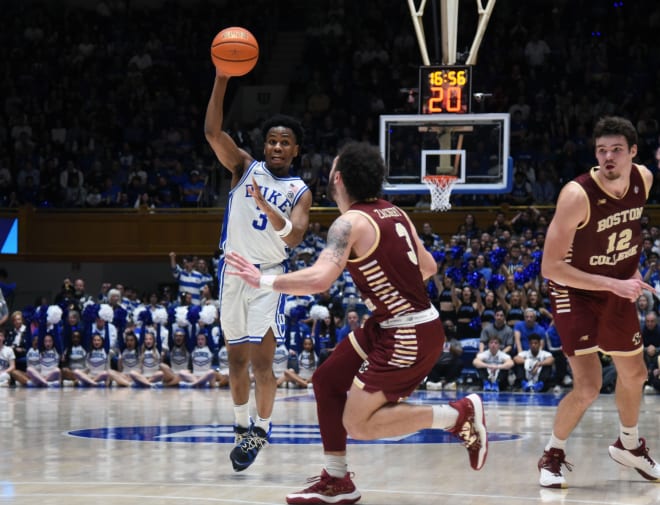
[419, 66, 472, 114]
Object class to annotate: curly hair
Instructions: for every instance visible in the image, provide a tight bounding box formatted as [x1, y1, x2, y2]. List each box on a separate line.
[334, 142, 385, 202]
[593, 116, 638, 148]
[261, 114, 304, 146]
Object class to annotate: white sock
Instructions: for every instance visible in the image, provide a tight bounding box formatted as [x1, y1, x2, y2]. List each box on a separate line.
[545, 431, 567, 452]
[233, 402, 250, 428]
[619, 423, 639, 450]
[325, 454, 347, 478]
[432, 404, 459, 430]
[254, 416, 271, 433]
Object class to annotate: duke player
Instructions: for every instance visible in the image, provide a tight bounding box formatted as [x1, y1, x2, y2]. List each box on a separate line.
[538, 116, 660, 488]
[205, 69, 312, 471]
[226, 142, 487, 504]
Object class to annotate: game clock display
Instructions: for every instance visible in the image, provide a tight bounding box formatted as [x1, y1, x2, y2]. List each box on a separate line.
[419, 65, 472, 114]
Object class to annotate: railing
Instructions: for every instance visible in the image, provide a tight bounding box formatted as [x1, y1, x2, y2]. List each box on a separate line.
[3, 204, 659, 261]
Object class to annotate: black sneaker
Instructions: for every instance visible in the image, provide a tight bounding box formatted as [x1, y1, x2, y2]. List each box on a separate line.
[230, 423, 271, 472]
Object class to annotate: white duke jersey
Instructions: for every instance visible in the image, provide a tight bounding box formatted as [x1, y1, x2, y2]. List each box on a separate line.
[220, 161, 309, 264]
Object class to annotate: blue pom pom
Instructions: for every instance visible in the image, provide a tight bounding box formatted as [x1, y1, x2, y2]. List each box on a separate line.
[514, 271, 526, 285]
[468, 271, 482, 289]
[187, 305, 201, 325]
[82, 304, 100, 323]
[114, 307, 128, 326]
[487, 274, 506, 291]
[446, 266, 463, 284]
[432, 250, 446, 263]
[451, 245, 464, 260]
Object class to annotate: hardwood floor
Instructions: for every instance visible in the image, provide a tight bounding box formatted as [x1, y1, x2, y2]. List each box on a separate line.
[1, 386, 659, 504]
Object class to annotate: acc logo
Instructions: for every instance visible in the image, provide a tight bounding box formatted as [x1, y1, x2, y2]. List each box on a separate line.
[67, 423, 521, 445]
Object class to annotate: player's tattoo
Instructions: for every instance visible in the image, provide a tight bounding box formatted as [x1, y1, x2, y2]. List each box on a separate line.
[323, 218, 352, 267]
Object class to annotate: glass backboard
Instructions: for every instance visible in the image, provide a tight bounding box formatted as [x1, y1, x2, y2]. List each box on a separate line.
[379, 113, 511, 194]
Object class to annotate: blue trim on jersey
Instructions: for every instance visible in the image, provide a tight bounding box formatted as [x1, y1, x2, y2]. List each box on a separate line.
[228, 336, 251, 345]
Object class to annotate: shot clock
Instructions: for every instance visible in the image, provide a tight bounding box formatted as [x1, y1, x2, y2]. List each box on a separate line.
[419, 65, 472, 114]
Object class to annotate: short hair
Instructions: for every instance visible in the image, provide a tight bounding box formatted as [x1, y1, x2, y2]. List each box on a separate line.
[528, 333, 542, 342]
[524, 308, 537, 317]
[334, 142, 385, 202]
[593, 116, 637, 149]
[488, 335, 501, 344]
[261, 114, 304, 146]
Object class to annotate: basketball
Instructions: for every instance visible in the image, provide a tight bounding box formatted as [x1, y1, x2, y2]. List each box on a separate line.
[211, 27, 259, 77]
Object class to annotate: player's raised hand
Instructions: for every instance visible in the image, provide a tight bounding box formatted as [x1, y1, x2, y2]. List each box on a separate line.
[225, 251, 261, 288]
[248, 176, 270, 215]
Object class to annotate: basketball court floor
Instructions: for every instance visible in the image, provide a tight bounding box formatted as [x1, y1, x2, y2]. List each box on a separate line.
[2, 386, 659, 505]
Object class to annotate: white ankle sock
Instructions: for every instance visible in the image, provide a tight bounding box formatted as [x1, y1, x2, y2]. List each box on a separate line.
[325, 455, 347, 478]
[545, 432, 567, 452]
[255, 416, 271, 432]
[432, 404, 459, 430]
[233, 402, 250, 428]
[619, 423, 639, 450]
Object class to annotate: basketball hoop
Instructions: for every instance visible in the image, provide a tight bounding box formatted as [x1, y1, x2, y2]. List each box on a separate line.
[422, 175, 458, 212]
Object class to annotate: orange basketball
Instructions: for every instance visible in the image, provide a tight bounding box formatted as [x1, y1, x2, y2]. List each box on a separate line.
[211, 27, 259, 77]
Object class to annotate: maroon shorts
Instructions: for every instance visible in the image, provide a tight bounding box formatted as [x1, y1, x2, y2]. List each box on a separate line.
[549, 284, 642, 357]
[349, 314, 444, 403]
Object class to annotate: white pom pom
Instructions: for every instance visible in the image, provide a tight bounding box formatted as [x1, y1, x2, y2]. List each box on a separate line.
[47, 305, 63, 325]
[152, 307, 168, 325]
[175, 306, 189, 327]
[133, 306, 147, 324]
[284, 300, 297, 317]
[98, 304, 114, 322]
[309, 304, 330, 321]
[200, 305, 218, 325]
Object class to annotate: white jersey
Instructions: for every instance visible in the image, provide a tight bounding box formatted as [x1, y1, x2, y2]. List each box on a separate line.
[297, 350, 318, 380]
[169, 346, 190, 373]
[190, 345, 213, 376]
[217, 346, 229, 375]
[67, 345, 87, 370]
[0, 345, 15, 372]
[119, 348, 140, 374]
[220, 161, 309, 264]
[26, 348, 40, 369]
[87, 348, 108, 377]
[141, 348, 161, 377]
[272, 344, 289, 376]
[40, 349, 60, 375]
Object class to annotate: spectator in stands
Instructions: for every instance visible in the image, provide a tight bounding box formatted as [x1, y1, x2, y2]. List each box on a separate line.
[479, 308, 514, 355]
[473, 335, 514, 392]
[514, 333, 554, 392]
[425, 322, 463, 391]
[169, 251, 204, 305]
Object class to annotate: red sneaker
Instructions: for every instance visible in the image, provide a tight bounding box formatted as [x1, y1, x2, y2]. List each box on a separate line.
[286, 469, 361, 504]
[538, 448, 572, 488]
[448, 393, 488, 470]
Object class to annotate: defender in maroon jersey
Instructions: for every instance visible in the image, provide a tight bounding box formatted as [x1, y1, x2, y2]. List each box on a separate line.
[226, 142, 488, 504]
[538, 116, 660, 488]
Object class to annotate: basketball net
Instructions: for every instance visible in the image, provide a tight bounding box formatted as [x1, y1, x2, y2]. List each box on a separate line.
[422, 175, 458, 212]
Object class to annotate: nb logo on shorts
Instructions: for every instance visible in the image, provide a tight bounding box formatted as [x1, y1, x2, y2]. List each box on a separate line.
[632, 332, 641, 346]
[579, 335, 589, 342]
[359, 360, 369, 373]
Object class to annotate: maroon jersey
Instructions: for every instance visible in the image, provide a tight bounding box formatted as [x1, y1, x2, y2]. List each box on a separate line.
[564, 165, 647, 281]
[345, 199, 431, 322]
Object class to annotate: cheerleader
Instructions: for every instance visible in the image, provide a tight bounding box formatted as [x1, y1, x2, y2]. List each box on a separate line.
[130, 330, 163, 387]
[160, 330, 190, 387]
[74, 333, 110, 386]
[60, 330, 87, 386]
[178, 333, 216, 387]
[27, 333, 61, 386]
[283, 337, 318, 389]
[108, 331, 140, 387]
